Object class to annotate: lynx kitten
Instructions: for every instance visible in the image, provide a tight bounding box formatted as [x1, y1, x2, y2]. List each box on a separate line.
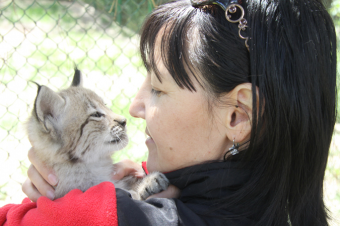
[26, 69, 169, 199]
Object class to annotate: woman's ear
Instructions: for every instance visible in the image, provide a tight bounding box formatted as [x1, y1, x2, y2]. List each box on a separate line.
[223, 83, 258, 143]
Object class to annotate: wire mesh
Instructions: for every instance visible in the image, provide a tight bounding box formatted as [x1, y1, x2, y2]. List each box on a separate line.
[0, 0, 166, 205]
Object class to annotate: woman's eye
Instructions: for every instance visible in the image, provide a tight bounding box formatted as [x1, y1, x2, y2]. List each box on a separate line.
[151, 88, 162, 97]
[91, 112, 104, 118]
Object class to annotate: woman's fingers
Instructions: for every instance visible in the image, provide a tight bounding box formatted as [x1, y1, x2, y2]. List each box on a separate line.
[28, 148, 58, 186]
[146, 185, 180, 200]
[26, 164, 56, 200]
[111, 159, 179, 200]
[22, 178, 42, 202]
[25, 148, 57, 201]
[112, 159, 145, 180]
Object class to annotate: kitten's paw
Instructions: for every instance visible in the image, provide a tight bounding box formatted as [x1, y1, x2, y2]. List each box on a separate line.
[137, 172, 169, 200]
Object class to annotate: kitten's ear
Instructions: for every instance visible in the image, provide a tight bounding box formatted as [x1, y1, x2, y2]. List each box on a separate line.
[34, 85, 65, 133]
[71, 68, 83, 87]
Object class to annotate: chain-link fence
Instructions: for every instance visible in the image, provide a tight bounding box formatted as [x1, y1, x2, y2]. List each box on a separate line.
[0, 0, 168, 205]
[0, 0, 339, 224]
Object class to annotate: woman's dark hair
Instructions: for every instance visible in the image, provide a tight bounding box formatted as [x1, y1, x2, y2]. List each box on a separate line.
[140, 0, 337, 225]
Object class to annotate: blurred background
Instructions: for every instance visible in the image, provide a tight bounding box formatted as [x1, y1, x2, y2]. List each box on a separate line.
[0, 0, 339, 224]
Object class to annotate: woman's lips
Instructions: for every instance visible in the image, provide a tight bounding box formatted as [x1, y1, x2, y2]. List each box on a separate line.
[146, 136, 154, 144]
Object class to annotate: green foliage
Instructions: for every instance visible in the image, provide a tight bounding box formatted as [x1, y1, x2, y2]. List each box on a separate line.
[330, 0, 340, 23]
[81, 0, 168, 33]
[329, 0, 340, 123]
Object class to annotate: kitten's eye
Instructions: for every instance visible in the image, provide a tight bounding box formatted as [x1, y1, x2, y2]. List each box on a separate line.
[91, 112, 104, 118]
[151, 88, 162, 97]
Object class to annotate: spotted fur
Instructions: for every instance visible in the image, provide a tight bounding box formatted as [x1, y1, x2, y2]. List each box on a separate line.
[26, 69, 168, 199]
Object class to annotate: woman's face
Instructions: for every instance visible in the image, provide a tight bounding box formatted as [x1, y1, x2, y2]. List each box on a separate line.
[129, 49, 230, 173]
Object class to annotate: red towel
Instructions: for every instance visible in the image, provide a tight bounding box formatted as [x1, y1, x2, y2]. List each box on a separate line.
[142, 161, 149, 175]
[0, 182, 118, 226]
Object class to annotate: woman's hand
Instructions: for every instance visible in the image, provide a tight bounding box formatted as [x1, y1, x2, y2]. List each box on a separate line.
[22, 149, 180, 201]
[22, 148, 58, 202]
[112, 159, 181, 199]
[146, 185, 180, 199]
[111, 159, 146, 180]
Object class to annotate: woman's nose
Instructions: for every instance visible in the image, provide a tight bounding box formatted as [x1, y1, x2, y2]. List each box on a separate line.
[129, 81, 146, 119]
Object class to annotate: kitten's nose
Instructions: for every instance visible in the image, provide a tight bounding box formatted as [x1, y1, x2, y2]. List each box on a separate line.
[114, 118, 126, 127]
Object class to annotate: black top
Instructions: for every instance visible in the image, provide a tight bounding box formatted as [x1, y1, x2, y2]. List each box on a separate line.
[116, 161, 264, 226]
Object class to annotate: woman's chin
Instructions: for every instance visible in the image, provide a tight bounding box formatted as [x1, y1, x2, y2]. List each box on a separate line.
[145, 158, 158, 173]
[145, 141, 159, 172]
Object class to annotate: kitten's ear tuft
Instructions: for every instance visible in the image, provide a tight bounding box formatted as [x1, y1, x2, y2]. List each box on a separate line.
[34, 85, 65, 132]
[71, 68, 83, 87]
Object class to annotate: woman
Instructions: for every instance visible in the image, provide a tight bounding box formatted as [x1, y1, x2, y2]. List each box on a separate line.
[1, 0, 336, 225]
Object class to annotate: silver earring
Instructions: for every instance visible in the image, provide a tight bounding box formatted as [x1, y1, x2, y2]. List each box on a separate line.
[229, 139, 239, 155]
[223, 139, 240, 161]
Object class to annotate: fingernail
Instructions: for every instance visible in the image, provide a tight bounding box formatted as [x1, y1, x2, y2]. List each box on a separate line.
[48, 174, 58, 186]
[113, 171, 117, 175]
[135, 172, 145, 178]
[46, 190, 55, 200]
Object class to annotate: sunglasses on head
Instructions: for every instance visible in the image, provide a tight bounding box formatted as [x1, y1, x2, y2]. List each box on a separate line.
[191, 0, 249, 51]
